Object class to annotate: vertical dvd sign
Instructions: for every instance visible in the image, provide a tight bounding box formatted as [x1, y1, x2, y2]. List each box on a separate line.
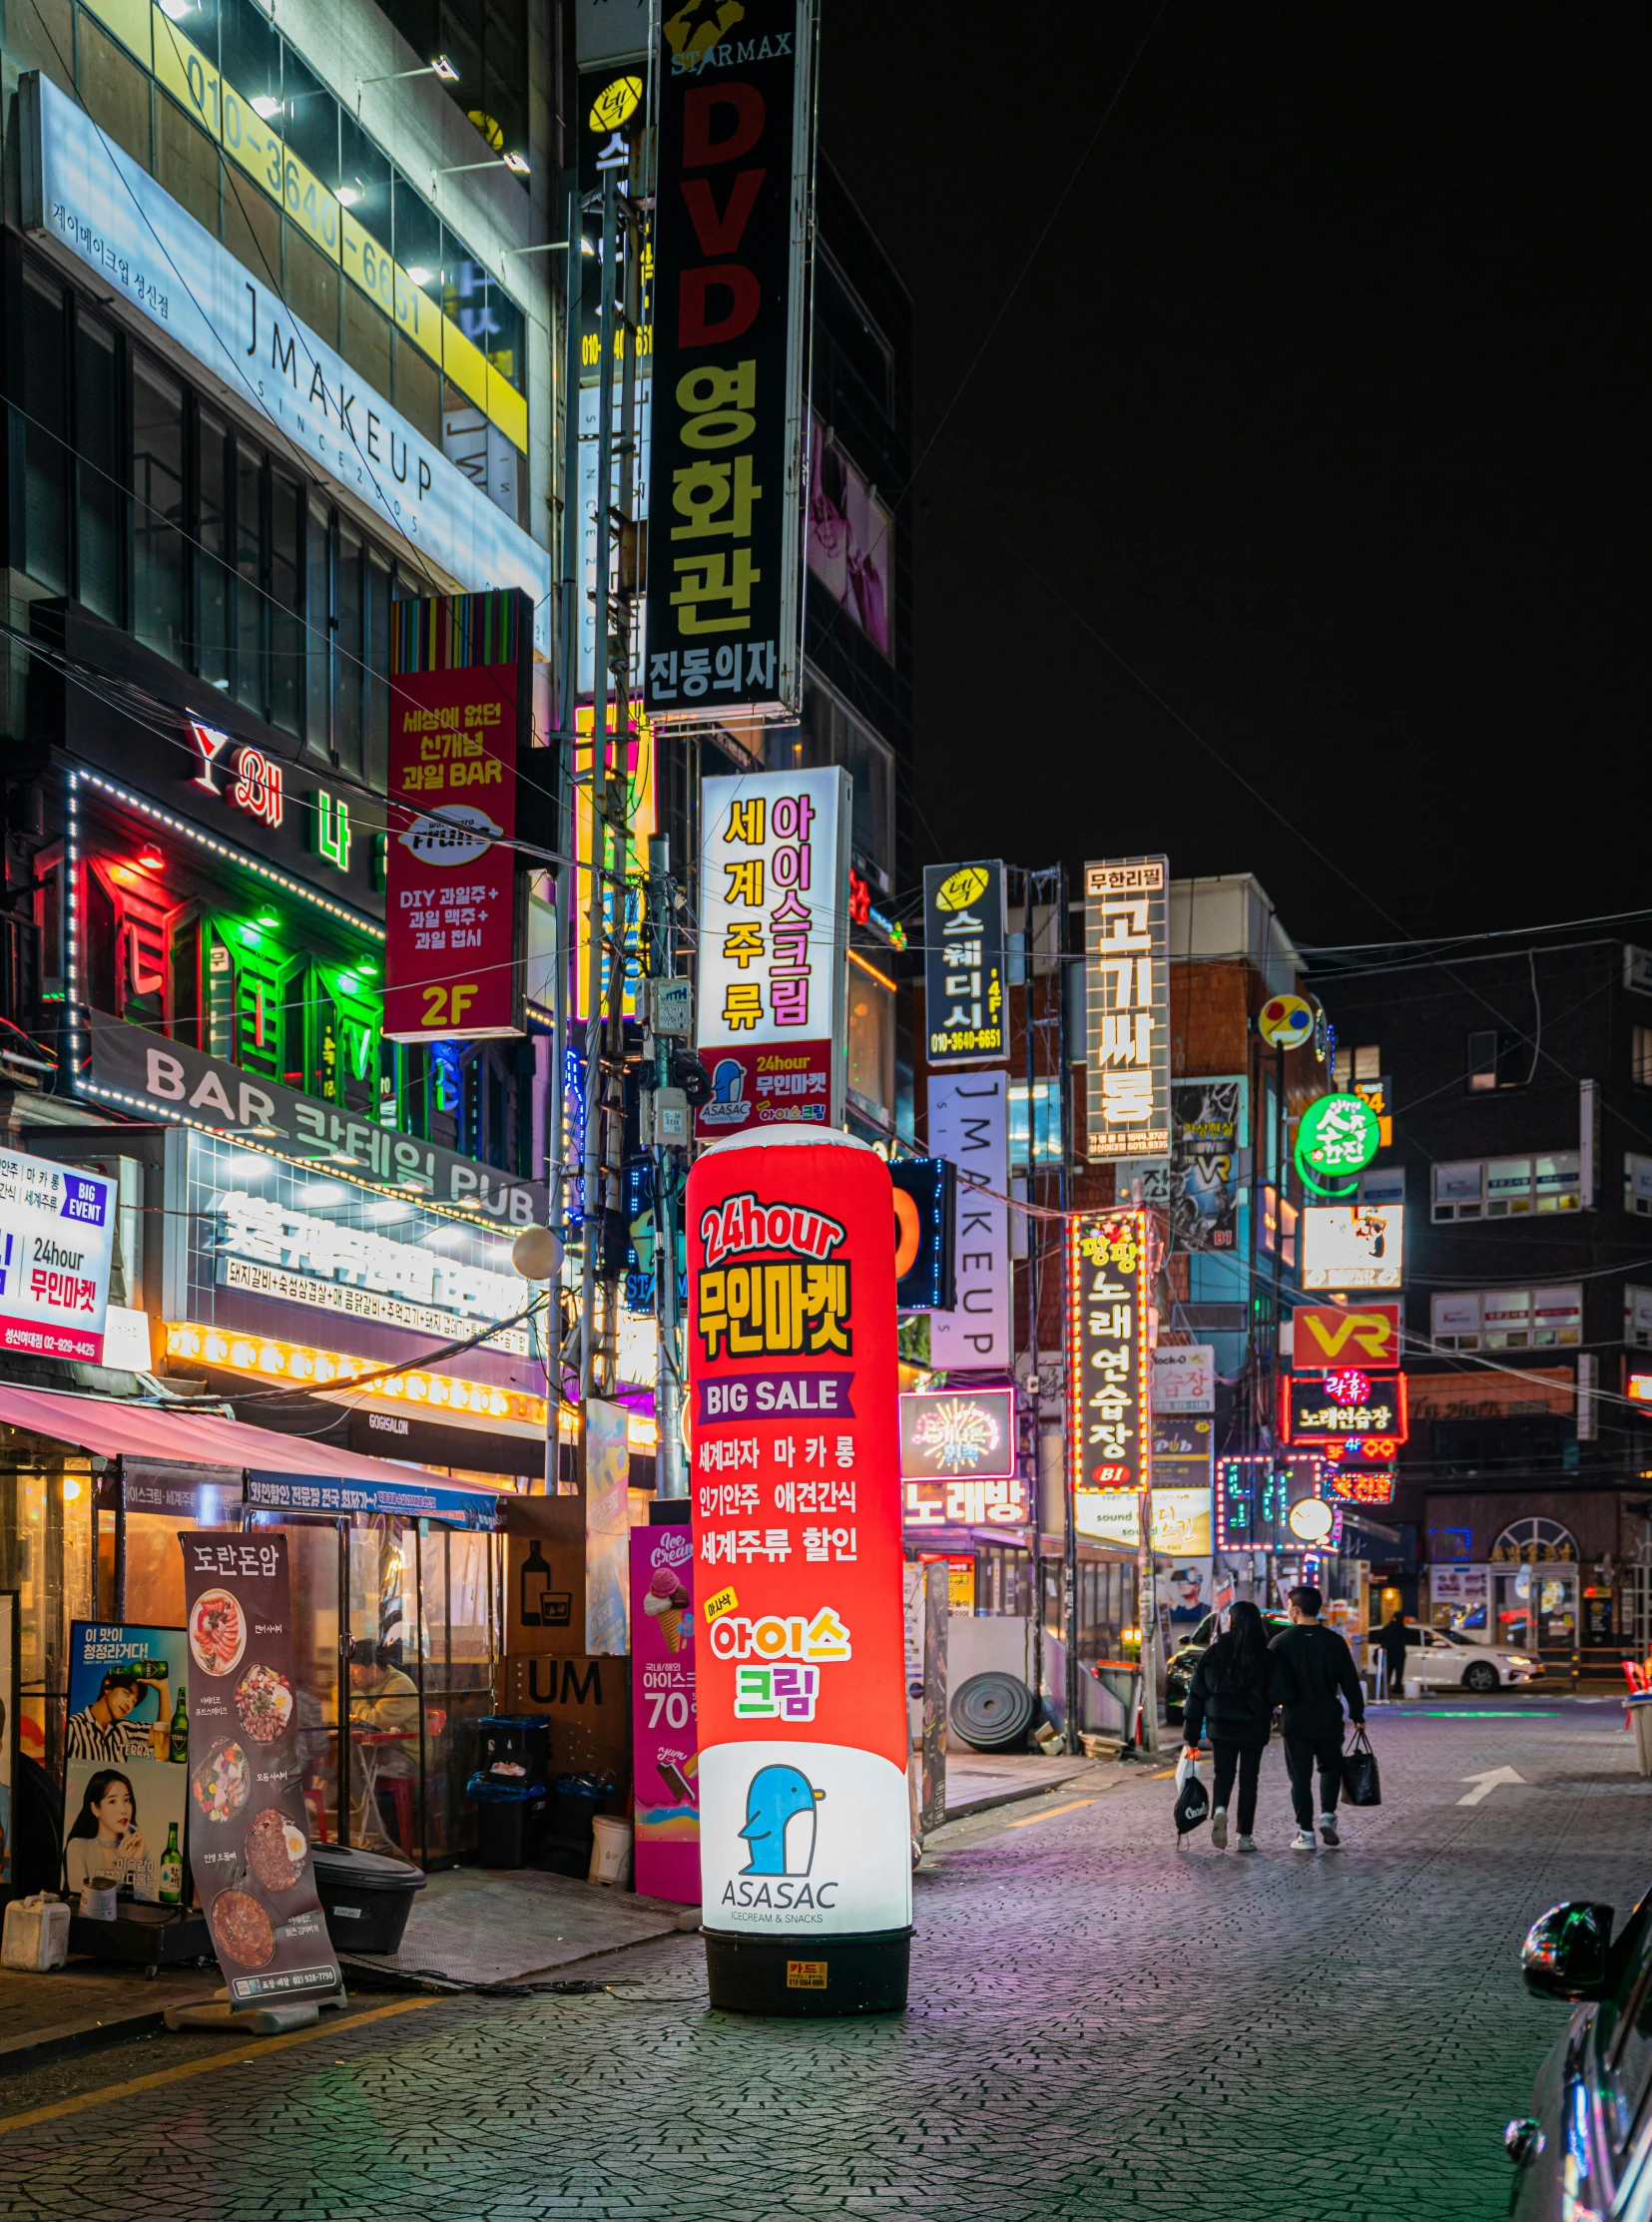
[688, 1127, 910, 2014]
[1066, 1209, 1150, 1494]
[1084, 856, 1170, 1162]
[644, 0, 815, 720]
[383, 590, 530, 1043]
[694, 767, 850, 1141]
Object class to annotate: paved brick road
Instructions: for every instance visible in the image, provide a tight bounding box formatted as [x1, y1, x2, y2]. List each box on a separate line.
[0, 1697, 1644, 2222]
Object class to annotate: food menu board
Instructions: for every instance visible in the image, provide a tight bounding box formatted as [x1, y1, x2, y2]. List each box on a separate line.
[61, 1623, 190, 1906]
[181, 1535, 340, 2003]
[629, 1524, 700, 1905]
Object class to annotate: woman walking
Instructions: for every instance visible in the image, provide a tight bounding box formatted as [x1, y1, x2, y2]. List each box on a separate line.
[1181, 1601, 1290, 1852]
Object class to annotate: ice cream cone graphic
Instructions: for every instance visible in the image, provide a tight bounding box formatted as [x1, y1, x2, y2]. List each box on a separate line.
[659, 1607, 686, 1653]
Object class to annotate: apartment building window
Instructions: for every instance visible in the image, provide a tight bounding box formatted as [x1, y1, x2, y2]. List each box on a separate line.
[1431, 1285, 1583, 1352]
[1624, 1286, 1652, 1351]
[1626, 1156, 1652, 1217]
[1634, 1027, 1652, 1087]
[1467, 1029, 1525, 1090]
[1432, 1153, 1580, 1220]
[16, 269, 409, 782]
[1009, 1080, 1062, 1168]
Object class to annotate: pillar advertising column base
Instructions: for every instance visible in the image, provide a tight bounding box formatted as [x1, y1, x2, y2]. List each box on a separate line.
[703, 1927, 912, 2017]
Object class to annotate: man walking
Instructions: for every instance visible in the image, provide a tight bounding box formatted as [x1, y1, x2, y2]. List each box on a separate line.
[1270, 1585, 1367, 1852]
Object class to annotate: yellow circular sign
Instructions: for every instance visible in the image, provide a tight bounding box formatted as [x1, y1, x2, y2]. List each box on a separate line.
[1257, 992, 1315, 1049]
[935, 865, 990, 913]
[589, 75, 642, 135]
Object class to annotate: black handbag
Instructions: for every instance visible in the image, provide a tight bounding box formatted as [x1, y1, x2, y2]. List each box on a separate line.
[1341, 1723, 1381, 1807]
[1173, 1764, 1211, 1836]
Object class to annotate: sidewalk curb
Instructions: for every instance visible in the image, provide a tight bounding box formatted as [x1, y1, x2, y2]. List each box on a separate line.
[943, 1762, 1121, 1824]
[0, 2002, 200, 2081]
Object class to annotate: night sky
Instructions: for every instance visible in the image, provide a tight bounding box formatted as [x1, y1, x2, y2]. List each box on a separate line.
[819, 6, 1638, 949]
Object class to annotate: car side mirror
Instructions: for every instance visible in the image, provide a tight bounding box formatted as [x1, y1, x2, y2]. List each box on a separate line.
[1521, 1902, 1615, 2000]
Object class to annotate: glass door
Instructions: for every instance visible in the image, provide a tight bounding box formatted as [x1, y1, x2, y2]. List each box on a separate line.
[345, 1518, 422, 1863]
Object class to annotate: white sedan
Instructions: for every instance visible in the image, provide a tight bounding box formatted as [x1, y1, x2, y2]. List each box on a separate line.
[1377, 1626, 1544, 1695]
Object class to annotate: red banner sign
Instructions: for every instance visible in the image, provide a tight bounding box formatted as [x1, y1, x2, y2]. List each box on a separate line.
[384, 592, 527, 1042]
[688, 1131, 908, 1943]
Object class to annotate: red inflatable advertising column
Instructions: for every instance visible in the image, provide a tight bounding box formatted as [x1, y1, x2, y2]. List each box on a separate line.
[688, 1127, 910, 2015]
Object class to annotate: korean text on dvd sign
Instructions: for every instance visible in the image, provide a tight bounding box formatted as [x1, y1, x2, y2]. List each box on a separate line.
[1084, 856, 1170, 1160]
[1066, 1209, 1150, 1493]
[0, 1146, 114, 1363]
[383, 591, 529, 1043]
[644, 0, 814, 718]
[922, 862, 1007, 1066]
[694, 769, 850, 1141]
[688, 1130, 910, 1944]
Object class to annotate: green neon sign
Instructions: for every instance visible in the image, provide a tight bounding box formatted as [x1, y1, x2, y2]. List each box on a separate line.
[308, 789, 352, 873]
[1294, 1091, 1380, 1198]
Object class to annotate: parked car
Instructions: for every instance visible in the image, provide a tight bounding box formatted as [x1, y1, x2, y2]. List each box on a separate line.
[1165, 1611, 1292, 1725]
[1389, 1625, 1544, 1695]
[1506, 1891, 1652, 2219]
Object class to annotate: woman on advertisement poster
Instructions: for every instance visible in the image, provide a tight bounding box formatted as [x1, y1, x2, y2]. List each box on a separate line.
[64, 1770, 151, 1898]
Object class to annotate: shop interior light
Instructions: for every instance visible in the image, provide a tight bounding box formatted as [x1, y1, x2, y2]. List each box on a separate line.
[137, 843, 165, 869]
[61, 1474, 84, 1502]
[502, 152, 529, 175]
[431, 53, 459, 80]
[406, 267, 433, 285]
[335, 184, 362, 208]
[251, 94, 283, 120]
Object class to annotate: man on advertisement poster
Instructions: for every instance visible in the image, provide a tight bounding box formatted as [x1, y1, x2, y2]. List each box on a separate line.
[67, 1665, 172, 1763]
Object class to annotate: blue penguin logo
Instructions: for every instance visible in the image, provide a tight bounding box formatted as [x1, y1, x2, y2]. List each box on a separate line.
[702, 1057, 751, 1127]
[739, 1764, 825, 1878]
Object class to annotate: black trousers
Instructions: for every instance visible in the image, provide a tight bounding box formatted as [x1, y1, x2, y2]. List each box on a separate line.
[1284, 1728, 1346, 1828]
[1210, 1742, 1264, 1834]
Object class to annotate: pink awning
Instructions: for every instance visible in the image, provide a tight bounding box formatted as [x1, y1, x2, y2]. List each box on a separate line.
[0, 1381, 497, 1496]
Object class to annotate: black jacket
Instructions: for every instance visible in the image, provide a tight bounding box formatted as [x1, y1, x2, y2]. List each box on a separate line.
[1270, 1621, 1366, 1740]
[1183, 1639, 1289, 1752]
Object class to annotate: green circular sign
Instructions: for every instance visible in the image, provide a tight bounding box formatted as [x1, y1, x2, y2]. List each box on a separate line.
[1295, 1092, 1380, 1196]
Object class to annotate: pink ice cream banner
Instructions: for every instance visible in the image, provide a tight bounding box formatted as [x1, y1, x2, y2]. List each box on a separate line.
[629, 1526, 699, 1906]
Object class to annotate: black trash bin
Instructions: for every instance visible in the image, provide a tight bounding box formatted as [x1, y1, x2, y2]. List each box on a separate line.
[537, 1773, 610, 1878]
[468, 1776, 551, 1869]
[311, 1843, 427, 1953]
[475, 1715, 552, 1786]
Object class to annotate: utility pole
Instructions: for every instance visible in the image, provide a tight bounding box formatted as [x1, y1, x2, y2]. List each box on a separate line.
[645, 836, 689, 1500]
[578, 164, 643, 1401]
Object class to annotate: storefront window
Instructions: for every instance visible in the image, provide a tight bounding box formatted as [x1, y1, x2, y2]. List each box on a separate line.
[0, 1460, 95, 1778]
[847, 965, 893, 1125]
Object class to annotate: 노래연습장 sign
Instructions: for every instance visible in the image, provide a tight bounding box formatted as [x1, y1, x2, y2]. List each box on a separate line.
[688, 1129, 910, 2010]
[181, 1534, 339, 2004]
